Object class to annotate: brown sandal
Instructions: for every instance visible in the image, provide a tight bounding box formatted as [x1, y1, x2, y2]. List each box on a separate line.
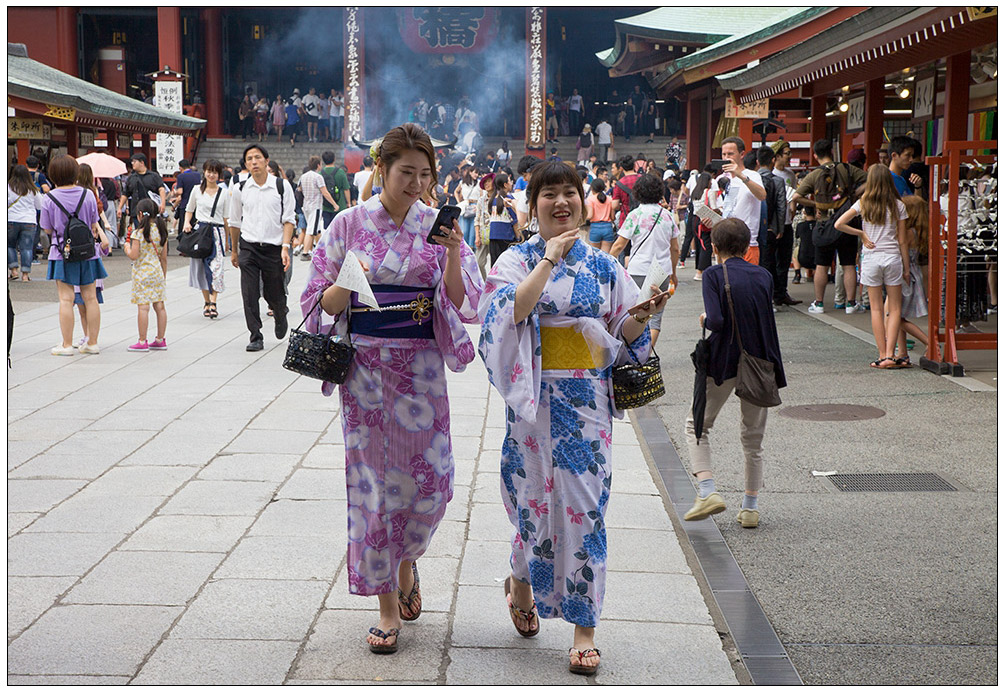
[504, 576, 539, 637]
[367, 626, 400, 654]
[568, 647, 601, 675]
[397, 562, 421, 621]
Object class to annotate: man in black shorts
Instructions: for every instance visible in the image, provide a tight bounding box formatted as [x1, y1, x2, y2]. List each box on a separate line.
[794, 139, 867, 314]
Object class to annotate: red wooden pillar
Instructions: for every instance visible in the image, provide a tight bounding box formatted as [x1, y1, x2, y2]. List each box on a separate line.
[141, 134, 152, 166]
[809, 95, 827, 147]
[203, 8, 225, 138]
[67, 123, 79, 158]
[55, 8, 79, 76]
[685, 93, 702, 169]
[943, 51, 971, 143]
[739, 118, 754, 151]
[157, 8, 183, 74]
[107, 129, 118, 158]
[863, 78, 885, 166]
[16, 140, 30, 164]
[525, 7, 546, 156]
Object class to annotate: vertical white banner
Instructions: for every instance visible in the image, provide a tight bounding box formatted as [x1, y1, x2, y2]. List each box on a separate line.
[344, 7, 364, 143]
[154, 80, 184, 172]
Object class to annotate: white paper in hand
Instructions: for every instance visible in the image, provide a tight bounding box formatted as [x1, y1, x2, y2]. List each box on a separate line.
[335, 250, 378, 308]
[694, 202, 723, 227]
[636, 262, 670, 305]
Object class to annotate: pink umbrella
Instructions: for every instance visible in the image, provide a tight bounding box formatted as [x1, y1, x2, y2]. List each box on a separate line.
[75, 152, 128, 179]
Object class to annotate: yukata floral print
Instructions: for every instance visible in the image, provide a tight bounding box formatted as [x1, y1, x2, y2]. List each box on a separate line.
[478, 236, 650, 627]
[301, 194, 483, 596]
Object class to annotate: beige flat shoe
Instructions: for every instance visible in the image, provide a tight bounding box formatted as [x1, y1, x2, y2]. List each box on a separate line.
[683, 492, 726, 521]
[737, 508, 760, 528]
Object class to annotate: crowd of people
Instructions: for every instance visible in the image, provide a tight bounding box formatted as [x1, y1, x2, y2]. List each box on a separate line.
[7, 118, 995, 677]
[238, 87, 346, 146]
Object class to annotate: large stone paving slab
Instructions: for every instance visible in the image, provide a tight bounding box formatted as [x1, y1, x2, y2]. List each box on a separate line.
[119, 515, 254, 553]
[61, 550, 223, 606]
[7, 604, 182, 676]
[132, 639, 302, 685]
[8, 532, 125, 577]
[7, 576, 77, 638]
[170, 578, 329, 640]
[213, 535, 342, 580]
[291, 610, 448, 682]
[158, 479, 280, 516]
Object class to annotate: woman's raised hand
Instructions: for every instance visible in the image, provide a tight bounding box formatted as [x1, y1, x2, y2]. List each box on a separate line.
[543, 228, 579, 264]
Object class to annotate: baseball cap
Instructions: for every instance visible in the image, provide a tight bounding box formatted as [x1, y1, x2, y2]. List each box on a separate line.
[663, 169, 675, 181]
[847, 148, 866, 166]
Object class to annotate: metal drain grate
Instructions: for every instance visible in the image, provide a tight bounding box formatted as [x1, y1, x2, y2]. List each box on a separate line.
[827, 472, 959, 492]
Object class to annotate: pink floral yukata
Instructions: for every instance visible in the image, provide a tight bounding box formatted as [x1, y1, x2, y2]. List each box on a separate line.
[477, 236, 651, 626]
[301, 194, 484, 596]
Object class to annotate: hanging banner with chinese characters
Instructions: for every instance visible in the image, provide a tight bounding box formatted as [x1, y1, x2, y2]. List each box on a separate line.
[398, 8, 498, 54]
[525, 7, 546, 151]
[724, 94, 769, 119]
[154, 80, 184, 172]
[344, 7, 365, 143]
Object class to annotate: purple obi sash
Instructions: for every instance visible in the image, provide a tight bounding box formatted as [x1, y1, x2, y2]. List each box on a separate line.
[349, 285, 436, 340]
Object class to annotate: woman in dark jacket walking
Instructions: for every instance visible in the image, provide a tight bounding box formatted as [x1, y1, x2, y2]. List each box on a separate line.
[684, 218, 786, 529]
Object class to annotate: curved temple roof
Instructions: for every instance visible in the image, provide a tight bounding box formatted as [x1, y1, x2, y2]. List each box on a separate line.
[8, 43, 205, 135]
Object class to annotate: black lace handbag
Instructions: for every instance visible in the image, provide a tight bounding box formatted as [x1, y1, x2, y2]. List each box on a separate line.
[283, 296, 356, 384]
[612, 346, 665, 409]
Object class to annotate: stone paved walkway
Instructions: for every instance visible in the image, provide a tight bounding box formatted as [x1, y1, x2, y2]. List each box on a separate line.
[7, 261, 738, 685]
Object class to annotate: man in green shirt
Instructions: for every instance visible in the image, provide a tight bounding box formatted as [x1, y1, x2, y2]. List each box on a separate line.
[320, 150, 351, 226]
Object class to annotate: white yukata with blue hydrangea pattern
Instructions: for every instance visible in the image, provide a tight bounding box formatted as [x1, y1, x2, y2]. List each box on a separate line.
[478, 235, 651, 627]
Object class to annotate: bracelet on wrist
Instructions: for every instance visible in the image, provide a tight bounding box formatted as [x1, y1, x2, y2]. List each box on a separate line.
[542, 257, 557, 269]
[633, 313, 651, 324]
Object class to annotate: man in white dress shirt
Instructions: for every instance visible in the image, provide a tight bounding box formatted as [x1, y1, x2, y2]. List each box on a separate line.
[228, 144, 297, 351]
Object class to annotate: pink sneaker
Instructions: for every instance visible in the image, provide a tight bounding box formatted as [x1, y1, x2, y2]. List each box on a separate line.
[149, 338, 168, 351]
[128, 340, 149, 352]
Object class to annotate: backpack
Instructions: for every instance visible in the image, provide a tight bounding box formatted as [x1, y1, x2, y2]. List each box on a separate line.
[812, 163, 853, 215]
[811, 163, 854, 247]
[47, 191, 96, 262]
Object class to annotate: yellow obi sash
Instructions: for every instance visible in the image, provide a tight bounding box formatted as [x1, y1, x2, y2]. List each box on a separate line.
[540, 325, 597, 370]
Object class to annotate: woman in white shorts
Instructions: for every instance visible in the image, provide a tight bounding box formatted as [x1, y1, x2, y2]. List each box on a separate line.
[835, 164, 909, 369]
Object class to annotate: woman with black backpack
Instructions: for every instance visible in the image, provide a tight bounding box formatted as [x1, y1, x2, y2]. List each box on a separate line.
[39, 155, 107, 356]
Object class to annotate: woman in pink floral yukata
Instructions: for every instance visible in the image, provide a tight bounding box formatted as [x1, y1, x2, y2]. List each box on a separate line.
[301, 124, 484, 654]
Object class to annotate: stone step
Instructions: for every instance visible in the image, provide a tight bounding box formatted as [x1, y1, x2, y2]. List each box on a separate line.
[193, 136, 678, 175]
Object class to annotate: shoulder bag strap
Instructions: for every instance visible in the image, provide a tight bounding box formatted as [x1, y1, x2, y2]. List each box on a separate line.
[8, 194, 23, 209]
[721, 260, 744, 351]
[630, 208, 664, 260]
[209, 188, 222, 219]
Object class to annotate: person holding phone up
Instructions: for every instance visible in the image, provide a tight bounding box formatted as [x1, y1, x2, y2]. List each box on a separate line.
[478, 161, 667, 676]
[301, 124, 484, 655]
[607, 173, 680, 347]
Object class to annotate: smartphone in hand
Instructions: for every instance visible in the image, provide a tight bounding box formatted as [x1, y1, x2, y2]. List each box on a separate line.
[427, 205, 461, 244]
[629, 288, 673, 314]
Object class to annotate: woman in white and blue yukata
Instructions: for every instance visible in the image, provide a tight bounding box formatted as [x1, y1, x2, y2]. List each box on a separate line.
[478, 161, 668, 676]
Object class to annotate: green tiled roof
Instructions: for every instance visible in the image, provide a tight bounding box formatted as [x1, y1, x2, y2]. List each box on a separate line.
[599, 7, 806, 68]
[7, 43, 205, 133]
[670, 7, 828, 73]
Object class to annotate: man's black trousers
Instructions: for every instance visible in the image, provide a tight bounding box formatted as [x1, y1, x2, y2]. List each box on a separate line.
[239, 238, 288, 341]
[760, 223, 795, 301]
